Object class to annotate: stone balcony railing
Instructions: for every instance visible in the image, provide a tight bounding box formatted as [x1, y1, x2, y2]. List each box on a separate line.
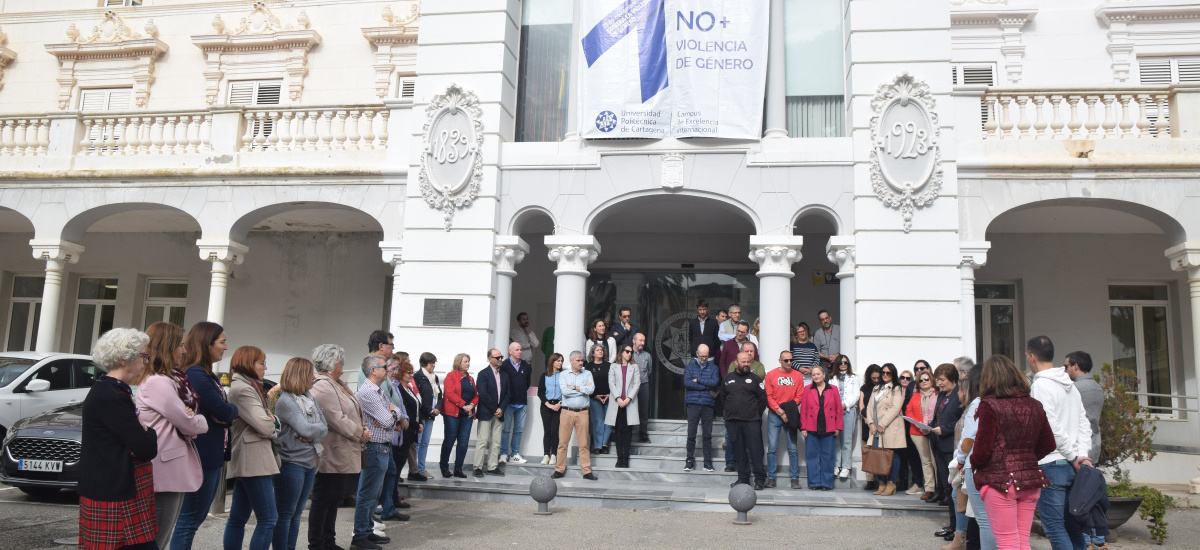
[955, 84, 1200, 170]
[0, 100, 411, 178]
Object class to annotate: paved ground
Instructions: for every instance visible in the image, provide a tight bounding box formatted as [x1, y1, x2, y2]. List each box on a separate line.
[1, 485, 1195, 550]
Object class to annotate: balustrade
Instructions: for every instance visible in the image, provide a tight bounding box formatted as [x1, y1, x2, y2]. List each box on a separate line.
[0, 117, 51, 156]
[239, 106, 389, 152]
[78, 113, 212, 156]
[982, 88, 1171, 139]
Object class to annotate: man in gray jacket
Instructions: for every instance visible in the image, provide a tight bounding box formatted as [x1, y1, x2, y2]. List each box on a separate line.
[1066, 351, 1103, 462]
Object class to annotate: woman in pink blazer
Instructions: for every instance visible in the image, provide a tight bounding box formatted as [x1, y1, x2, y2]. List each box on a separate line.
[799, 366, 843, 490]
[135, 322, 209, 550]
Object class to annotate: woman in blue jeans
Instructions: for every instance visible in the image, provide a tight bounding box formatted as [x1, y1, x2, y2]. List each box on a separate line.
[173, 322, 236, 550]
[272, 358, 327, 550]
[224, 346, 280, 550]
[440, 353, 477, 477]
[829, 354, 860, 480]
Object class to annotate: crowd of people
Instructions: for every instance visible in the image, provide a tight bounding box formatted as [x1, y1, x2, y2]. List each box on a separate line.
[76, 304, 1109, 550]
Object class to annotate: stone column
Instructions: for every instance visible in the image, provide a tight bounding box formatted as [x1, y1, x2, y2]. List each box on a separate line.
[763, 0, 788, 139]
[1165, 242, 1200, 494]
[30, 239, 84, 353]
[546, 236, 600, 357]
[493, 236, 529, 350]
[380, 241, 403, 333]
[827, 237, 857, 363]
[749, 236, 804, 362]
[197, 239, 249, 326]
[960, 242, 990, 359]
[564, 0, 583, 141]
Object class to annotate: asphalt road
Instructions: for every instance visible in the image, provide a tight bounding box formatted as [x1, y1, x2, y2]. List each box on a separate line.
[1, 485, 1194, 550]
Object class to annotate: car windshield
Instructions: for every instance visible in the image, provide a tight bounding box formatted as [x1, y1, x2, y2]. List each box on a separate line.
[0, 358, 38, 387]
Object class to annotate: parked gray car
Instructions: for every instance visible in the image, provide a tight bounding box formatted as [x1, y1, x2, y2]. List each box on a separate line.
[0, 403, 82, 496]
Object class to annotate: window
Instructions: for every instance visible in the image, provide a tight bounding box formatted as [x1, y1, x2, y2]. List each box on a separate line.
[229, 80, 282, 148]
[1137, 56, 1200, 85]
[144, 280, 187, 329]
[5, 277, 44, 352]
[784, 0, 845, 137]
[1109, 284, 1175, 416]
[79, 88, 133, 153]
[27, 360, 74, 391]
[398, 77, 416, 100]
[952, 63, 998, 86]
[72, 278, 118, 355]
[974, 283, 1018, 363]
[515, 0, 572, 142]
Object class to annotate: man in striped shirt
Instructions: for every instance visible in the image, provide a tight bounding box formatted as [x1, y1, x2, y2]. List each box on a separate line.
[352, 355, 405, 550]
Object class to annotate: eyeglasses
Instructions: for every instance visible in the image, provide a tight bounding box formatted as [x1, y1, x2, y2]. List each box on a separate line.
[900, 376, 912, 381]
[489, 355, 502, 360]
[138, 352, 150, 363]
[839, 361, 850, 365]
[919, 378, 931, 383]
[622, 350, 633, 354]
[916, 366, 929, 371]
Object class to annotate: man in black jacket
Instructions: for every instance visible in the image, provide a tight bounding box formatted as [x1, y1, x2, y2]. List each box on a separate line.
[499, 341, 533, 465]
[721, 352, 768, 490]
[473, 349, 510, 477]
[688, 301, 720, 357]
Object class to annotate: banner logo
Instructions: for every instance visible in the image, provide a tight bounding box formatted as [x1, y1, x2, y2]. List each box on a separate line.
[596, 110, 618, 132]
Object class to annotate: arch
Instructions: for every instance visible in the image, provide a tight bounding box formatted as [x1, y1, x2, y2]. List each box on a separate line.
[791, 204, 843, 235]
[984, 197, 1186, 244]
[583, 190, 762, 236]
[228, 201, 385, 242]
[61, 203, 202, 242]
[0, 206, 35, 233]
[509, 205, 556, 235]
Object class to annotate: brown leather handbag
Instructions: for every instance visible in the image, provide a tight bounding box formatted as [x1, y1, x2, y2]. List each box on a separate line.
[861, 440, 895, 476]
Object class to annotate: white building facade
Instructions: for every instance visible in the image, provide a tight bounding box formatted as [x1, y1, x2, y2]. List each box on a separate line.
[1, 0, 1199, 484]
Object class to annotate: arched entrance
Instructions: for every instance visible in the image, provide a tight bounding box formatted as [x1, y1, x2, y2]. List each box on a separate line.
[587, 194, 758, 420]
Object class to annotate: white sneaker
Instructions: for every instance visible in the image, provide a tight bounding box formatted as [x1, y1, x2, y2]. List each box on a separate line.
[498, 454, 508, 464]
[373, 520, 386, 531]
[549, 455, 557, 465]
[511, 453, 528, 464]
[835, 467, 843, 478]
[540, 455, 550, 464]
[373, 529, 386, 538]
[838, 468, 850, 480]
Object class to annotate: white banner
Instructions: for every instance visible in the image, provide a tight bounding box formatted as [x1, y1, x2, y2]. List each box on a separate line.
[577, 0, 769, 139]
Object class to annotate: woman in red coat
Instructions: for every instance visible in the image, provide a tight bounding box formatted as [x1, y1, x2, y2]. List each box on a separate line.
[440, 353, 479, 478]
[970, 355, 1057, 550]
[800, 366, 843, 490]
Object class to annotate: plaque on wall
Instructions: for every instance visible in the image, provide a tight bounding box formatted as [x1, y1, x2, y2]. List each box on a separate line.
[869, 73, 943, 232]
[422, 298, 463, 327]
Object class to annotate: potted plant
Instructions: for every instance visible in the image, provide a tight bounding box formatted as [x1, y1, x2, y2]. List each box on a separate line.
[1097, 363, 1169, 544]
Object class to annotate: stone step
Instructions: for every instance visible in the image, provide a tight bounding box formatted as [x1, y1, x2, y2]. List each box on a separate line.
[401, 472, 943, 518]
[645, 419, 726, 434]
[638, 430, 726, 445]
[452, 461, 867, 487]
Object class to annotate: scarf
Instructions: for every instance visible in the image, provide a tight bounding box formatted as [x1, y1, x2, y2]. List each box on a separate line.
[170, 369, 200, 411]
[292, 391, 324, 456]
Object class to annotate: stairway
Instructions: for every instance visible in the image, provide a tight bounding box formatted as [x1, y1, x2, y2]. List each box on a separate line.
[402, 419, 945, 517]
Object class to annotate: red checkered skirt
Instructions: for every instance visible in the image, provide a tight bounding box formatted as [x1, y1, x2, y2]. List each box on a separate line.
[78, 460, 157, 550]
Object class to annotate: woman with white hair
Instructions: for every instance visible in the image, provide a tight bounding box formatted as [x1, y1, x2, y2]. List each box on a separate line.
[78, 328, 159, 550]
[307, 344, 370, 550]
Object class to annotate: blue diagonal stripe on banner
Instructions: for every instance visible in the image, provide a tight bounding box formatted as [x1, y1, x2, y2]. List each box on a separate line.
[581, 0, 669, 103]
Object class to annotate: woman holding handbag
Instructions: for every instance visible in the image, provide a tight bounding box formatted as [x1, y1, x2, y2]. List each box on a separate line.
[865, 363, 905, 496]
[136, 322, 208, 550]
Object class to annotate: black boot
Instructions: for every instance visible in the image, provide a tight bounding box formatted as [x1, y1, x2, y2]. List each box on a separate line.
[863, 480, 878, 491]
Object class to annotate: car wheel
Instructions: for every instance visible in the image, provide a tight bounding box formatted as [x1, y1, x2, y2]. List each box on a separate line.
[18, 486, 60, 498]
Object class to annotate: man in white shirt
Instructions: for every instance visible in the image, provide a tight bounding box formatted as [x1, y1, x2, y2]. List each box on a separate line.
[509, 311, 539, 363]
[1027, 335, 1092, 550]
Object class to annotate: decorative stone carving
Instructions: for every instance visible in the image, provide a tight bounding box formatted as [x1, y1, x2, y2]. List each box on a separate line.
[961, 243, 990, 270]
[1165, 242, 1200, 274]
[748, 238, 803, 277]
[661, 154, 684, 191]
[197, 239, 249, 265]
[380, 242, 404, 268]
[192, 2, 321, 105]
[362, 3, 420, 99]
[494, 236, 529, 276]
[869, 73, 943, 233]
[547, 244, 600, 276]
[420, 83, 484, 230]
[950, 6, 1037, 84]
[826, 237, 856, 279]
[0, 28, 15, 92]
[31, 240, 85, 265]
[44, 12, 168, 109]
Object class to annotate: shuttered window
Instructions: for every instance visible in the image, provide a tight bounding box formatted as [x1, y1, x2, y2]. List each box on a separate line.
[399, 78, 416, 99]
[1138, 56, 1200, 84]
[952, 64, 997, 131]
[104, 0, 142, 6]
[79, 88, 132, 153]
[228, 80, 282, 106]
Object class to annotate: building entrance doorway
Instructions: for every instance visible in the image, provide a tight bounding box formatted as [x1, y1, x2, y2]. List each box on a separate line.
[586, 270, 759, 420]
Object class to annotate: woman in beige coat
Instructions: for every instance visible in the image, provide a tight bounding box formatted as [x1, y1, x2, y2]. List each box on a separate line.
[605, 345, 642, 468]
[308, 344, 371, 550]
[224, 346, 281, 550]
[865, 363, 906, 496]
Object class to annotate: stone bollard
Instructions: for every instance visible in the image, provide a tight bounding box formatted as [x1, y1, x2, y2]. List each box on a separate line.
[729, 483, 757, 525]
[530, 475, 557, 515]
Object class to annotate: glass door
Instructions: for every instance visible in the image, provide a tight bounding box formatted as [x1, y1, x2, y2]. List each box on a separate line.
[587, 271, 758, 419]
[1109, 285, 1174, 416]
